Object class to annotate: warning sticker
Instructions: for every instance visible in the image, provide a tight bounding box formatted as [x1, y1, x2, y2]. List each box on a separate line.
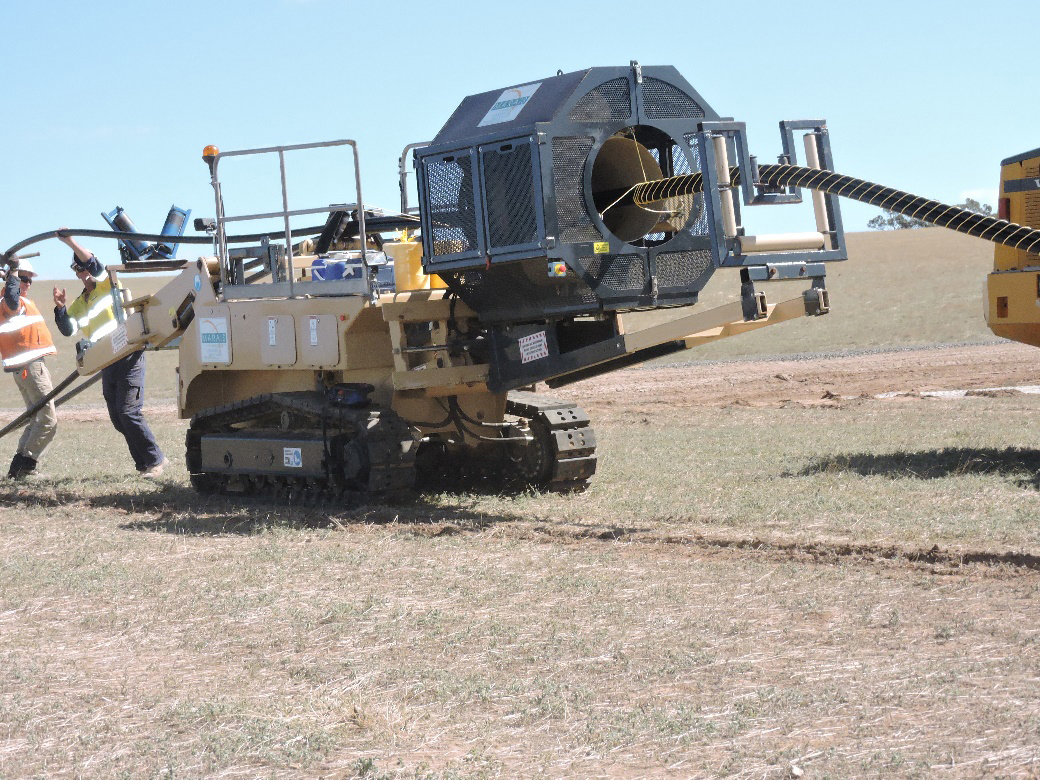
[111, 324, 128, 353]
[518, 331, 549, 363]
[593, 241, 610, 254]
[283, 447, 303, 468]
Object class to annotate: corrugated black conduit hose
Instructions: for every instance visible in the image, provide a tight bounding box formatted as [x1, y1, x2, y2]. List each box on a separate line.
[632, 165, 1040, 255]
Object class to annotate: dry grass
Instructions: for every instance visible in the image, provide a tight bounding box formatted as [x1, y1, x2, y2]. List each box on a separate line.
[663, 227, 998, 361]
[1, 391, 1039, 778]
[0, 230, 1035, 776]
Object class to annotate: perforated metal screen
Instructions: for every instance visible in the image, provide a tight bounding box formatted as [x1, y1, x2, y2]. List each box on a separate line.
[576, 253, 646, 294]
[482, 142, 538, 249]
[656, 250, 712, 289]
[643, 78, 705, 120]
[569, 78, 632, 122]
[425, 155, 479, 256]
[452, 260, 600, 322]
[552, 137, 601, 243]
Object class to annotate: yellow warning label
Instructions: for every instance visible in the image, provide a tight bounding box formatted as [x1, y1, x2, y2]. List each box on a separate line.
[593, 241, 610, 254]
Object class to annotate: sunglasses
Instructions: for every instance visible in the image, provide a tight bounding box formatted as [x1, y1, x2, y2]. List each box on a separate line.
[17, 276, 32, 285]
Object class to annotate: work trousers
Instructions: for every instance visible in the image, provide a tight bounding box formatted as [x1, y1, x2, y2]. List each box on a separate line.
[101, 351, 163, 472]
[11, 359, 57, 461]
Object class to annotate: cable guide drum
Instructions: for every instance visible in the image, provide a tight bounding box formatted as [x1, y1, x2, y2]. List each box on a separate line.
[414, 64, 722, 322]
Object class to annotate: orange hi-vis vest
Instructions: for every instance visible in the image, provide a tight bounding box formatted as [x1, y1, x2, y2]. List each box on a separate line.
[0, 296, 56, 370]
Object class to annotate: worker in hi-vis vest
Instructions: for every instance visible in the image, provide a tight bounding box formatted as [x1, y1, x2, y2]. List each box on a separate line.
[0, 257, 58, 479]
[53, 233, 167, 478]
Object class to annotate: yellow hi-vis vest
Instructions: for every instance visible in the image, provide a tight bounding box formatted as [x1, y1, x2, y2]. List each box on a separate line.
[67, 278, 123, 343]
[0, 296, 56, 370]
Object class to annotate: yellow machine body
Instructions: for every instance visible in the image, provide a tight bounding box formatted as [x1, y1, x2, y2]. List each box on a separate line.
[986, 149, 1040, 346]
[21, 64, 1040, 499]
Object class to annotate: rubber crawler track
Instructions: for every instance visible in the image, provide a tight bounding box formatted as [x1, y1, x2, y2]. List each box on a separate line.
[185, 391, 597, 501]
[505, 392, 598, 492]
[415, 393, 598, 494]
[185, 392, 416, 504]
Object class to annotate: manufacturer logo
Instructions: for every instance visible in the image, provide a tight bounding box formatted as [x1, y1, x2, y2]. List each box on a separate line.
[478, 82, 541, 127]
[490, 97, 529, 112]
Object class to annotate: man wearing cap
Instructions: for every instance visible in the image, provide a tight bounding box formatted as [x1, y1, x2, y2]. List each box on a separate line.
[0, 257, 58, 479]
[53, 233, 167, 478]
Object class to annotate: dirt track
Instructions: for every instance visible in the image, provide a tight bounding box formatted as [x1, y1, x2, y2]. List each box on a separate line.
[554, 341, 1040, 412]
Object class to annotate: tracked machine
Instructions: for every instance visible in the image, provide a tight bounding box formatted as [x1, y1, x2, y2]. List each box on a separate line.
[5, 62, 1040, 500]
[985, 149, 1040, 345]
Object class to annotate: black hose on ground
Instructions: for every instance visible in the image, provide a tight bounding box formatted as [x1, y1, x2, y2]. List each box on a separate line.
[631, 165, 1040, 255]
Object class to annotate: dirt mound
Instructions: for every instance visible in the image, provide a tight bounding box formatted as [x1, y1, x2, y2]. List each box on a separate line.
[553, 342, 1038, 411]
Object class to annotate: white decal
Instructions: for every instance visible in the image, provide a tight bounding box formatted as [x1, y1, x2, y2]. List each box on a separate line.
[111, 324, 128, 353]
[309, 316, 319, 346]
[283, 447, 303, 468]
[519, 331, 549, 363]
[199, 317, 230, 363]
[268, 317, 278, 346]
[478, 82, 541, 127]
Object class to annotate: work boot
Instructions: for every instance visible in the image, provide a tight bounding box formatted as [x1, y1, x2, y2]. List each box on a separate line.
[7, 454, 36, 480]
[6, 453, 24, 479]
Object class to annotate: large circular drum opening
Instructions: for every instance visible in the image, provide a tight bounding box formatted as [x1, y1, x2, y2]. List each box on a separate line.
[590, 125, 698, 245]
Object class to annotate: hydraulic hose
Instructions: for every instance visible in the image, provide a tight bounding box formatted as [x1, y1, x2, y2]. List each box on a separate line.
[1, 227, 319, 264]
[1, 213, 420, 264]
[631, 165, 1040, 255]
[0, 369, 102, 441]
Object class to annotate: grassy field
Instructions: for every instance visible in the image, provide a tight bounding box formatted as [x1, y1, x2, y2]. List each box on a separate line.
[1, 396, 1039, 778]
[2, 230, 1039, 778]
[671, 227, 998, 360]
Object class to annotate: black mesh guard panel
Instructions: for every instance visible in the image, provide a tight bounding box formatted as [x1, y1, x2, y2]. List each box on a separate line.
[451, 259, 600, 322]
[642, 78, 705, 120]
[552, 137, 601, 244]
[576, 253, 645, 293]
[482, 142, 538, 249]
[656, 250, 712, 289]
[426, 156, 479, 256]
[569, 78, 632, 122]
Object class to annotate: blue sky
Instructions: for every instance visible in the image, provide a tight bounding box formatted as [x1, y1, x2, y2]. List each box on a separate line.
[4, 0, 1037, 278]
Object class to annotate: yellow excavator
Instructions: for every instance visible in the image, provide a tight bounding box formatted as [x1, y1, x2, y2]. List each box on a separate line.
[986, 149, 1040, 345]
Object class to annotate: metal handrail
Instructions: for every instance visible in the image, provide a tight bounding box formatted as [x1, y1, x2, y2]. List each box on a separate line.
[398, 141, 430, 216]
[208, 139, 366, 298]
